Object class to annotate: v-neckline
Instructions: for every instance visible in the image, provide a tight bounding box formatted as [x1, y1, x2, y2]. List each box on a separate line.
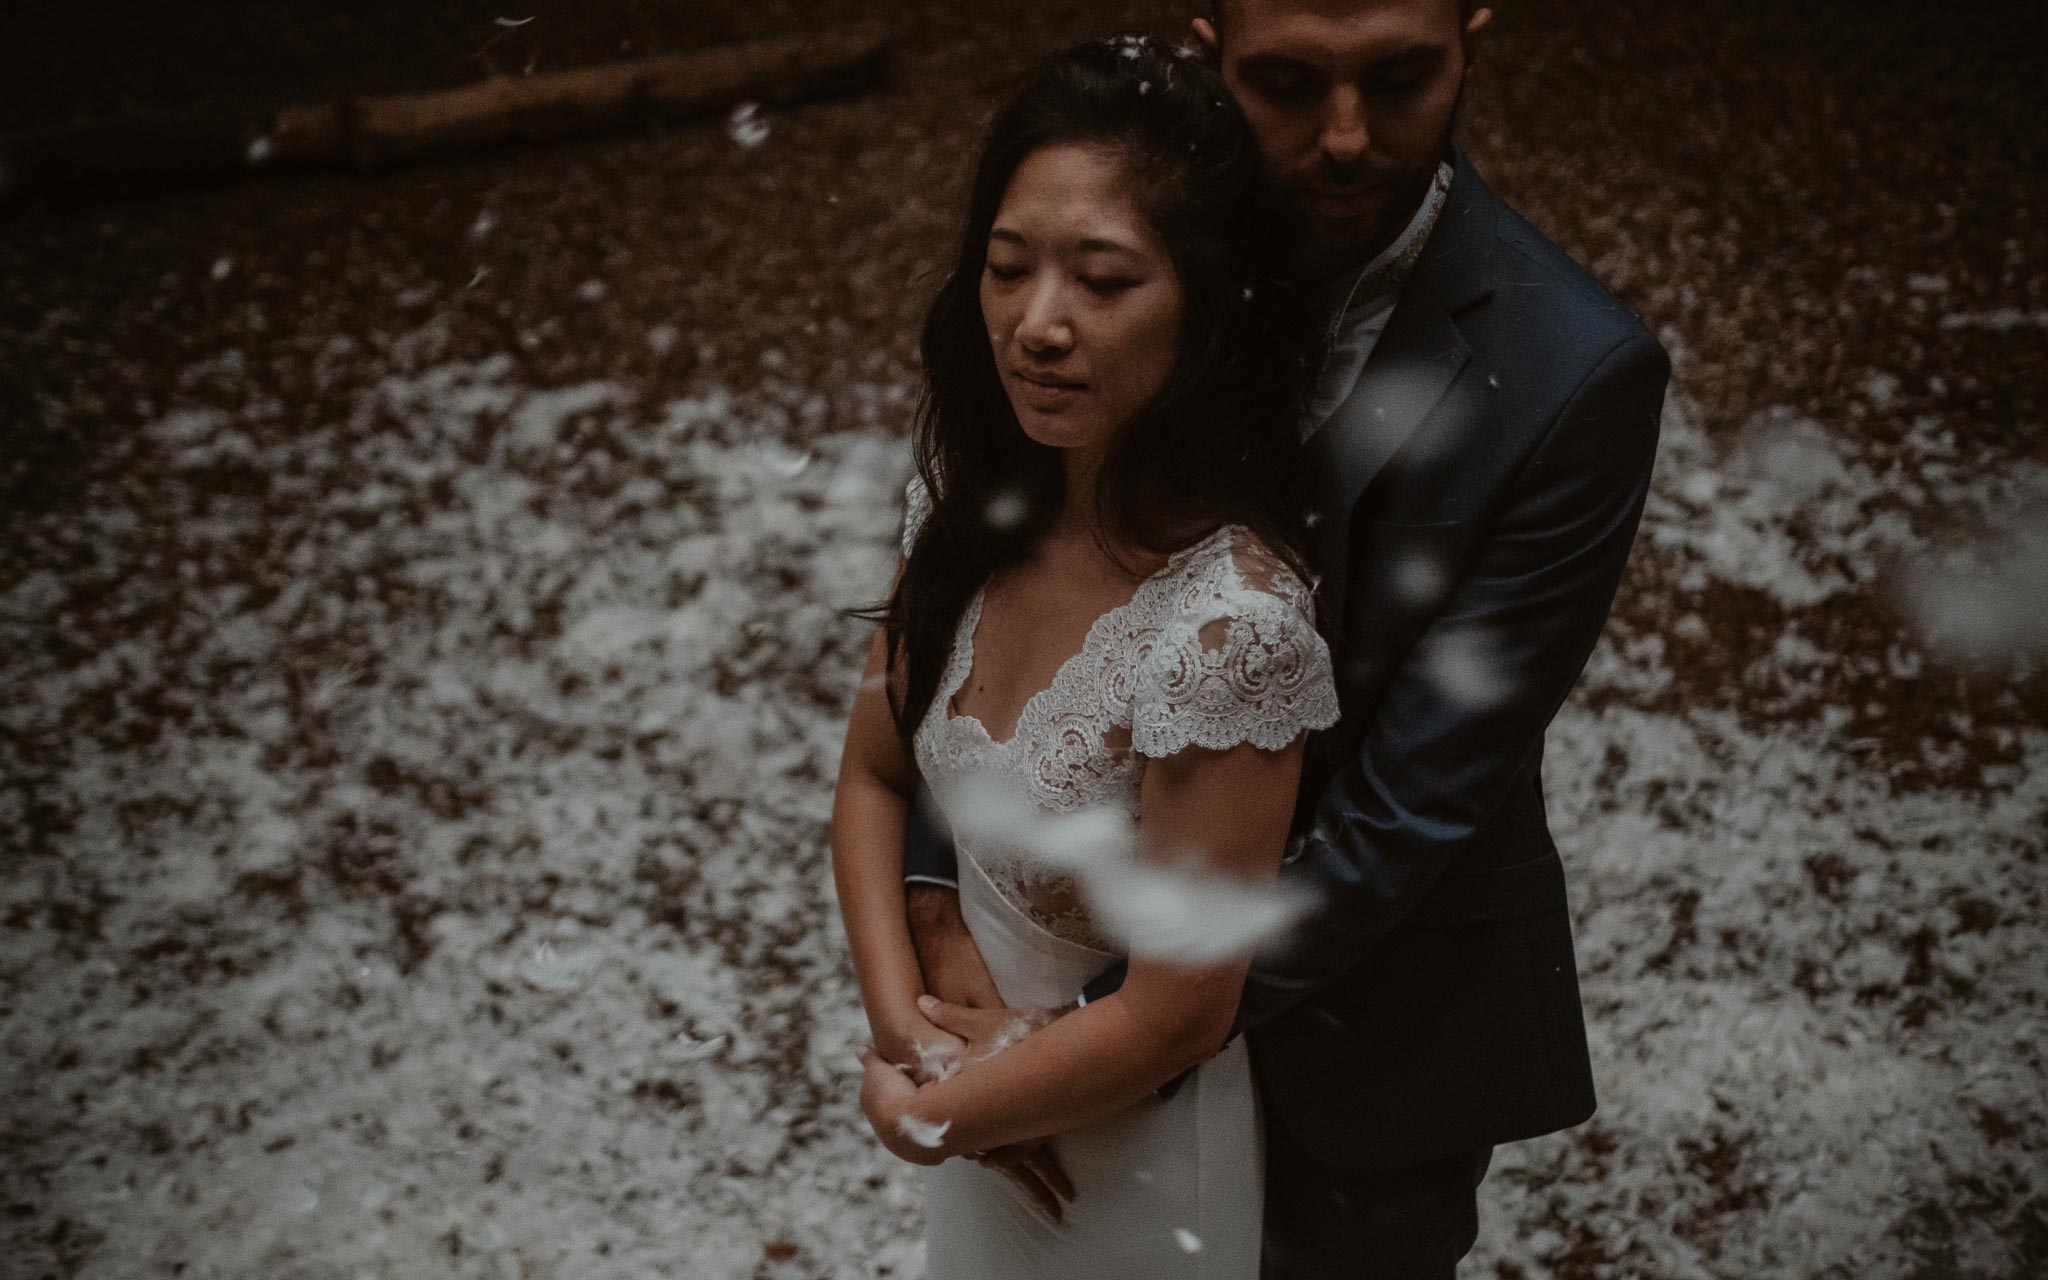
[941, 525, 1236, 749]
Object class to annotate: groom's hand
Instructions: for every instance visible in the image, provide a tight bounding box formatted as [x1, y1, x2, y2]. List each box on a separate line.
[917, 993, 1067, 1063]
[917, 994, 1079, 1217]
[875, 1012, 966, 1088]
[977, 1141, 1076, 1222]
[905, 884, 1004, 1010]
[855, 1046, 950, 1167]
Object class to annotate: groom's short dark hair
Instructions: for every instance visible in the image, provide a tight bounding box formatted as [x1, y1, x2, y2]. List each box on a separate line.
[1201, 0, 1479, 27]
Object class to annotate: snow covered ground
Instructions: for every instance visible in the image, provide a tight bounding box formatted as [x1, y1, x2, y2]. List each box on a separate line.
[4, 319, 2041, 1278]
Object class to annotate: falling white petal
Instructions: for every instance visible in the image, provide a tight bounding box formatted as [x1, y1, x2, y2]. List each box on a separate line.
[913, 1038, 961, 1082]
[1086, 859, 1312, 965]
[983, 489, 1030, 532]
[728, 102, 771, 149]
[1421, 629, 1513, 708]
[1897, 507, 2048, 660]
[1390, 552, 1447, 604]
[898, 1114, 952, 1148]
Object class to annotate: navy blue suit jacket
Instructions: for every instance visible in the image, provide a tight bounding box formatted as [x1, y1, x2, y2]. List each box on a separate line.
[903, 152, 1670, 1173]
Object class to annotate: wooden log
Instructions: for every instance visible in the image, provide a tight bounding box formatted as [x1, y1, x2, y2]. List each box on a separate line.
[0, 25, 887, 208]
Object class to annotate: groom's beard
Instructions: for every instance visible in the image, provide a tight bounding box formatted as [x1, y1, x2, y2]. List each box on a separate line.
[1296, 87, 1465, 280]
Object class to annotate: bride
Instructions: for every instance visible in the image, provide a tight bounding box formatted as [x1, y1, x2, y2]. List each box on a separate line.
[831, 36, 1339, 1277]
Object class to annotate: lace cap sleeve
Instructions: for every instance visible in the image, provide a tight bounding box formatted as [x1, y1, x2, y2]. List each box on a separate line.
[1131, 534, 1339, 758]
[901, 472, 932, 558]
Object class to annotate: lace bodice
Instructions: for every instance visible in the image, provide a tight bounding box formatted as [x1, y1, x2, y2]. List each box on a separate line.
[907, 501, 1340, 949]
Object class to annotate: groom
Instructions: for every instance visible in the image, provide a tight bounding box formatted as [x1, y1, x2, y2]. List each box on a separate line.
[897, 0, 1670, 1274]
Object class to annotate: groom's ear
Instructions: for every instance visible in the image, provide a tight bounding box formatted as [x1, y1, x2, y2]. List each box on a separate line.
[1189, 17, 1222, 67]
[1458, 6, 1493, 81]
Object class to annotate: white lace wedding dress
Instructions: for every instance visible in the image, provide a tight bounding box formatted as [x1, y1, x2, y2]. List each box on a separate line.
[906, 501, 1339, 1278]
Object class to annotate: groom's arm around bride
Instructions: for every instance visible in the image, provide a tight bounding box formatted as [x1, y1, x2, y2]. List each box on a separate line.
[906, 146, 1671, 1161]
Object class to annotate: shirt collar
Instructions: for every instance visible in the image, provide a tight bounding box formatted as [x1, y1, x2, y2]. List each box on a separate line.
[1311, 161, 1455, 322]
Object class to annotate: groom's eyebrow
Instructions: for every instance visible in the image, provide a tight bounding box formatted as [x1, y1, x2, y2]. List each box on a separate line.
[1236, 51, 1320, 74]
[1380, 46, 1448, 75]
[1238, 43, 1446, 77]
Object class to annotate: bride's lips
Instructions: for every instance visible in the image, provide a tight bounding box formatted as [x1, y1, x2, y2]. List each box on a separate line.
[1009, 368, 1087, 411]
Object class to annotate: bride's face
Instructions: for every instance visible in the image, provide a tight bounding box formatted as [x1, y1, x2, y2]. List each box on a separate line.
[980, 143, 1186, 457]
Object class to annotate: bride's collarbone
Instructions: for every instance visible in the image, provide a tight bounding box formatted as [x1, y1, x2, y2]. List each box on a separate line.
[955, 558, 1145, 725]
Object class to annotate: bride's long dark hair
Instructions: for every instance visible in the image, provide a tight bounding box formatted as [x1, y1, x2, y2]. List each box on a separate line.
[882, 35, 1318, 738]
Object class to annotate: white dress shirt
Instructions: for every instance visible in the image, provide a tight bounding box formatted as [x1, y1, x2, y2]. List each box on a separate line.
[1301, 161, 1455, 440]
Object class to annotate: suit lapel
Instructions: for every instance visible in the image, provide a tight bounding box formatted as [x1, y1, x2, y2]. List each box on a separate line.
[1308, 152, 1500, 627]
[1308, 292, 1468, 593]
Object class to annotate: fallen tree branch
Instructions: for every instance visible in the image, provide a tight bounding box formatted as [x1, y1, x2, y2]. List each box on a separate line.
[0, 25, 887, 208]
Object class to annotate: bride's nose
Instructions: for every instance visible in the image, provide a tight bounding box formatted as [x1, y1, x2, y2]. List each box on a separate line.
[1014, 281, 1075, 355]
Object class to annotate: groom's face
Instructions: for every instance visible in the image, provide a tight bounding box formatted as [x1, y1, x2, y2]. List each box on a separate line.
[1198, 0, 1490, 274]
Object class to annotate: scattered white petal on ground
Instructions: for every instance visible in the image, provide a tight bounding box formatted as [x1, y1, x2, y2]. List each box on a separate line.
[673, 1032, 728, 1063]
[520, 940, 602, 992]
[1174, 1228, 1203, 1253]
[0, 339, 918, 1279]
[1937, 308, 2048, 331]
[1862, 371, 1900, 406]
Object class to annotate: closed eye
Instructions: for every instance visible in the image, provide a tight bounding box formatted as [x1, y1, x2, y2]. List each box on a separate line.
[1248, 70, 1317, 102]
[1081, 276, 1138, 297]
[1237, 57, 1323, 103]
[1367, 49, 1446, 96]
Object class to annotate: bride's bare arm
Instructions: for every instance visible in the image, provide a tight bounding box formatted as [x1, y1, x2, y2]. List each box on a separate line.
[859, 734, 1303, 1163]
[831, 623, 962, 1071]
